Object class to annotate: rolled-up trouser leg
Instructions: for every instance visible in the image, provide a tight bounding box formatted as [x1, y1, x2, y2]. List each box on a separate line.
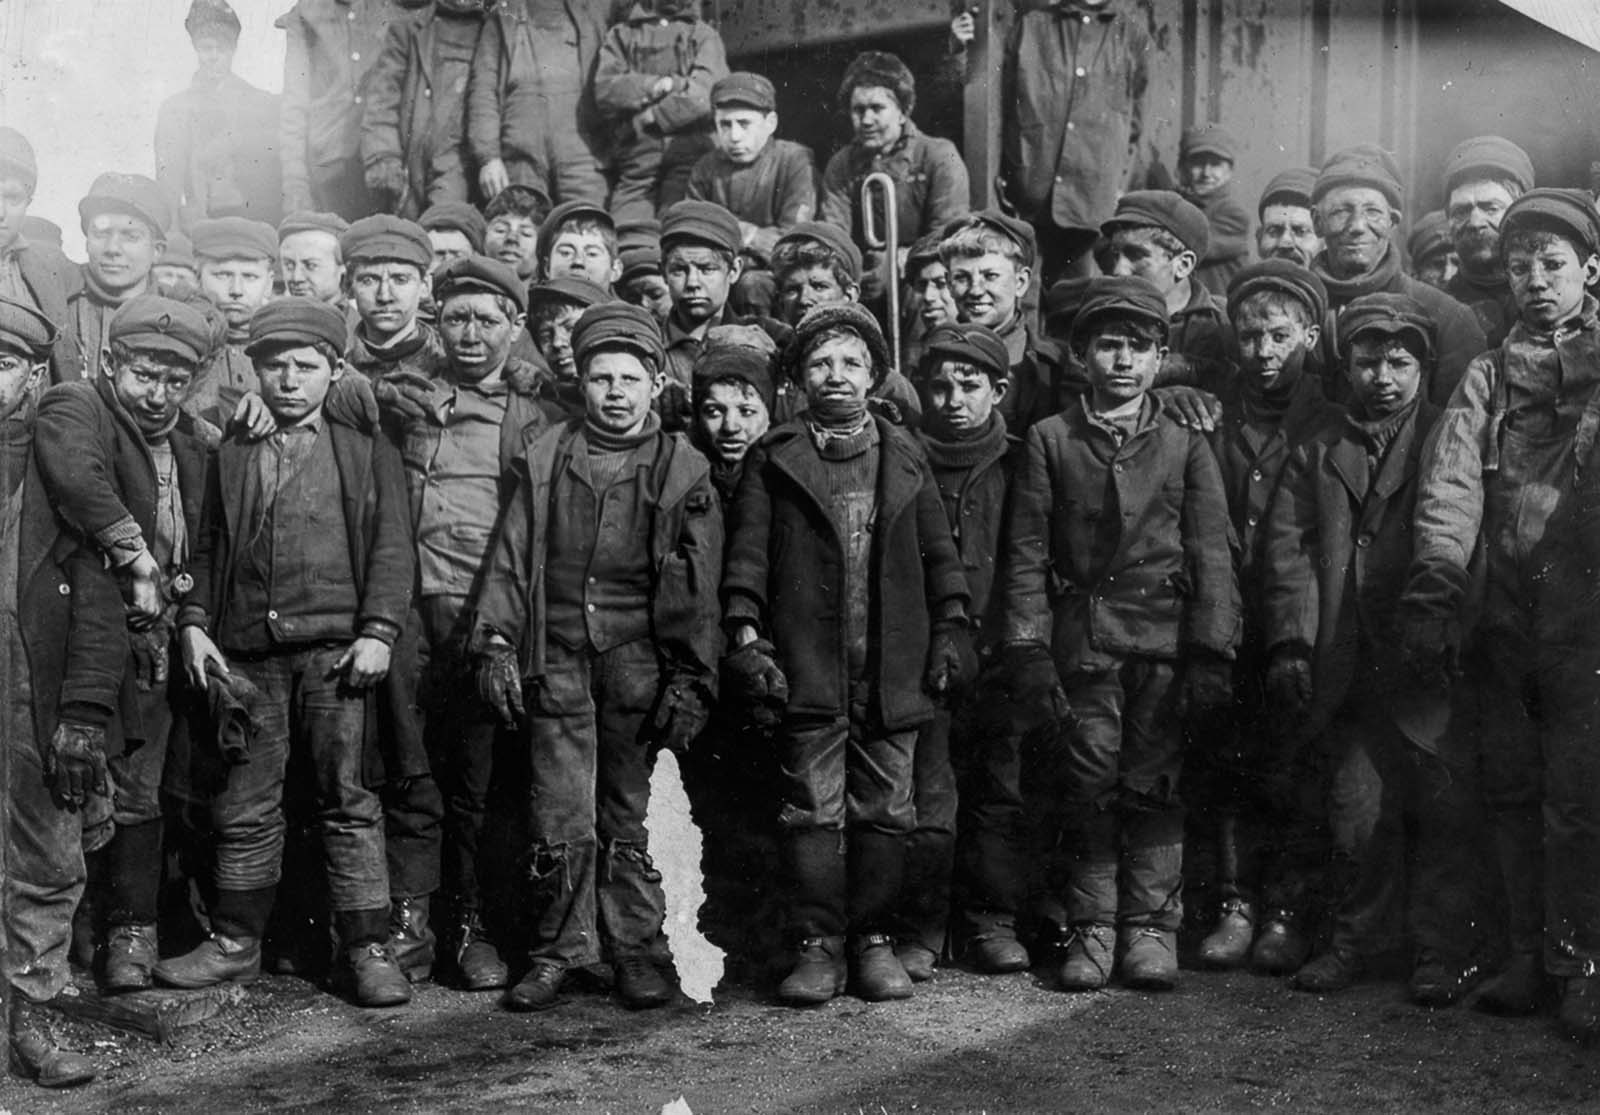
[899, 711, 957, 953]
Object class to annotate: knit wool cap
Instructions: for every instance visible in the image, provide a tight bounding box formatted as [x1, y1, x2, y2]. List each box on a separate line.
[941, 209, 1038, 269]
[838, 51, 915, 117]
[277, 210, 349, 242]
[527, 276, 612, 313]
[1406, 210, 1453, 266]
[434, 254, 529, 315]
[774, 221, 863, 282]
[109, 294, 215, 364]
[0, 295, 58, 359]
[1313, 143, 1404, 209]
[160, 231, 198, 272]
[617, 218, 663, 282]
[1068, 276, 1170, 351]
[1258, 167, 1319, 217]
[418, 201, 487, 252]
[245, 296, 348, 358]
[1498, 187, 1600, 259]
[339, 214, 432, 270]
[1226, 259, 1330, 329]
[1180, 123, 1238, 164]
[694, 342, 775, 410]
[192, 215, 277, 261]
[571, 301, 667, 372]
[659, 199, 743, 256]
[1101, 190, 1210, 257]
[185, 0, 241, 41]
[917, 322, 1010, 382]
[79, 173, 173, 238]
[712, 71, 777, 113]
[0, 128, 37, 194]
[1443, 135, 1535, 196]
[785, 302, 891, 386]
[1338, 292, 1436, 358]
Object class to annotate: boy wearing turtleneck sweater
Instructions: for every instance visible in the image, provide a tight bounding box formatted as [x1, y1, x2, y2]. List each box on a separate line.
[339, 215, 448, 384]
[473, 301, 722, 1013]
[1262, 294, 1483, 1005]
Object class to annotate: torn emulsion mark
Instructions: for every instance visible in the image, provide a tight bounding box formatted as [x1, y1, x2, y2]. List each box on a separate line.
[646, 750, 724, 1003]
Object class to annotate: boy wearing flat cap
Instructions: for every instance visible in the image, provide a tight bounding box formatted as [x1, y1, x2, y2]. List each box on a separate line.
[419, 202, 486, 276]
[482, 184, 552, 284]
[616, 219, 673, 325]
[68, 173, 173, 383]
[1179, 124, 1252, 298]
[190, 216, 276, 424]
[1256, 167, 1323, 269]
[722, 302, 972, 1006]
[158, 297, 418, 1010]
[279, 211, 350, 309]
[1002, 276, 1239, 994]
[539, 199, 622, 288]
[0, 129, 82, 384]
[1403, 188, 1600, 1038]
[1264, 293, 1484, 1005]
[1442, 135, 1535, 348]
[658, 200, 750, 425]
[31, 295, 217, 996]
[1188, 261, 1338, 977]
[341, 214, 447, 382]
[473, 300, 722, 1012]
[527, 275, 613, 420]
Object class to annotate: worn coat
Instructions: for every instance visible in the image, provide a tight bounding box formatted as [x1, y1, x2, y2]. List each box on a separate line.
[8, 239, 81, 383]
[1186, 182, 1252, 298]
[722, 418, 969, 730]
[155, 72, 283, 229]
[686, 139, 817, 263]
[819, 123, 969, 260]
[919, 424, 1019, 646]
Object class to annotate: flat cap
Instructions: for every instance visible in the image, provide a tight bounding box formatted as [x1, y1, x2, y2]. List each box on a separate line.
[905, 230, 945, 276]
[659, 199, 742, 256]
[839, 50, 915, 117]
[1337, 291, 1436, 357]
[418, 202, 487, 252]
[917, 322, 1010, 381]
[79, 173, 172, 238]
[0, 128, 37, 194]
[1226, 259, 1329, 329]
[1443, 135, 1535, 196]
[0, 295, 58, 358]
[1313, 143, 1404, 209]
[433, 254, 528, 315]
[694, 341, 775, 410]
[1044, 276, 1095, 333]
[1406, 209, 1452, 266]
[1068, 276, 1170, 350]
[1101, 190, 1210, 256]
[192, 215, 277, 261]
[185, 0, 241, 40]
[617, 218, 663, 282]
[1258, 167, 1319, 217]
[1181, 123, 1238, 164]
[339, 214, 432, 270]
[245, 296, 348, 358]
[109, 294, 214, 364]
[1499, 187, 1600, 259]
[786, 302, 891, 385]
[571, 301, 667, 371]
[712, 71, 776, 113]
[539, 198, 613, 245]
[774, 221, 863, 282]
[160, 231, 198, 271]
[527, 276, 612, 313]
[941, 209, 1038, 269]
[277, 210, 349, 242]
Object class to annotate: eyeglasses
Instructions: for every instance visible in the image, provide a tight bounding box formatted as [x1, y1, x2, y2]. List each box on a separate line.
[1320, 203, 1393, 232]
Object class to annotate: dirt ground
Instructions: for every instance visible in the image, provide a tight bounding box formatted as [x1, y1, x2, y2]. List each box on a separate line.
[3, 960, 1599, 1114]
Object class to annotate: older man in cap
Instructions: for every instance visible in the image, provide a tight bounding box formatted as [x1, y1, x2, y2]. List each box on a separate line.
[1442, 136, 1535, 348]
[278, 210, 350, 310]
[1307, 143, 1485, 406]
[31, 295, 216, 994]
[1179, 124, 1252, 297]
[190, 215, 277, 423]
[0, 296, 125, 1088]
[1256, 168, 1323, 268]
[0, 129, 78, 383]
[340, 214, 445, 381]
[474, 301, 722, 1012]
[67, 173, 173, 383]
[157, 296, 416, 1009]
[419, 201, 486, 276]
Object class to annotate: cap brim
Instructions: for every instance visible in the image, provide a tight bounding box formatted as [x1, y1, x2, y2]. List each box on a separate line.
[1183, 144, 1234, 161]
[116, 331, 203, 364]
[244, 328, 341, 358]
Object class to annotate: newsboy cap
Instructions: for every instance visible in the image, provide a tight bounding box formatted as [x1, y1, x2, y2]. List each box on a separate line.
[774, 221, 863, 282]
[712, 71, 777, 113]
[0, 295, 58, 359]
[941, 209, 1038, 269]
[1313, 143, 1404, 210]
[0, 128, 37, 194]
[694, 341, 775, 410]
[659, 199, 743, 256]
[1498, 187, 1600, 259]
[917, 322, 1010, 382]
[160, 231, 198, 272]
[527, 276, 612, 314]
[277, 210, 349, 242]
[433, 254, 529, 315]
[838, 51, 915, 117]
[1180, 123, 1238, 164]
[785, 302, 891, 385]
[245, 296, 348, 358]
[339, 214, 432, 270]
[1443, 135, 1535, 196]
[1044, 276, 1095, 336]
[1068, 276, 1170, 350]
[571, 301, 667, 371]
[191, 215, 277, 261]
[1258, 167, 1319, 217]
[1226, 259, 1329, 329]
[79, 173, 172, 238]
[109, 294, 215, 365]
[1337, 292, 1436, 358]
[1406, 210, 1453, 267]
[1101, 190, 1210, 257]
[418, 201, 487, 253]
[617, 219, 663, 282]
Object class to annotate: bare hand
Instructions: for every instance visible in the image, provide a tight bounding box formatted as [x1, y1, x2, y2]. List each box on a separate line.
[950, 12, 976, 45]
[124, 549, 165, 631]
[335, 637, 392, 689]
[479, 158, 510, 200]
[230, 392, 277, 441]
[651, 75, 676, 100]
[179, 625, 230, 689]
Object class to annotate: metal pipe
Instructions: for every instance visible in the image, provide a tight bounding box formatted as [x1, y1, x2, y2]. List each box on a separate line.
[860, 171, 902, 376]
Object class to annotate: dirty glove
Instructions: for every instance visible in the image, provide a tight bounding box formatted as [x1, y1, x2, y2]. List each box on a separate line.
[1178, 652, 1233, 718]
[373, 371, 440, 424]
[1003, 642, 1072, 733]
[1264, 644, 1314, 723]
[364, 158, 406, 197]
[129, 623, 173, 691]
[476, 646, 525, 729]
[925, 624, 977, 699]
[723, 638, 789, 727]
[43, 720, 109, 811]
[652, 673, 713, 753]
[1399, 614, 1461, 691]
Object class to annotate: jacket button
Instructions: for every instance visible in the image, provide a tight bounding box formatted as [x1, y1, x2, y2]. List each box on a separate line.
[1114, 463, 1124, 473]
[586, 603, 596, 612]
[268, 609, 279, 619]
[1357, 534, 1372, 548]
[1250, 469, 1263, 481]
[1075, 67, 1086, 77]
[1247, 515, 1259, 527]
[57, 583, 70, 596]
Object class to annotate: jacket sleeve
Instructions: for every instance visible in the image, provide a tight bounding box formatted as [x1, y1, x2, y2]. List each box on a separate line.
[277, 9, 313, 206]
[1180, 428, 1242, 656]
[177, 444, 227, 632]
[652, 24, 727, 134]
[1428, 297, 1489, 408]
[748, 144, 818, 260]
[817, 149, 855, 234]
[654, 458, 725, 682]
[592, 27, 661, 118]
[34, 385, 143, 561]
[361, 20, 409, 171]
[471, 455, 534, 654]
[914, 453, 971, 624]
[358, 429, 415, 641]
[1205, 196, 1252, 264]
[720, 441, 774, 635]
[1260, 441, 1321, 653]
[922, 137, 971, 235]
[465, 14, 506, 167]
[59, 544, 131, 726]
[1001, 423, 1053, 644]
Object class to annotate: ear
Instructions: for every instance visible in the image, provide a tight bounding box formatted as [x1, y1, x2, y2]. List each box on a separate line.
[1303, 322, 1323, 351]
[1583, 254, 1600, 287]
[844, 281, 861, 303]
[99, 346, 116, 379]
[607, 256, 623, 286]
[990, 375, 1009, 402]
[25, 361, 46, 396]
[330, 358, 348, 382]
[1015, 264, 1032, 300]
[650, 366, 666, 400]
[728, 254, 745, 283]
[1172, 250, 1197, 281]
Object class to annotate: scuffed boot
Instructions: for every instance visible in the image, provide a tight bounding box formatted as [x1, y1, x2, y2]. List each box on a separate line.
[1558, 975, 1600, 1045]
[613, 951, 675, 1009]
[1409, 949, 1484, 1008]
[1251, 910, 1311, 975]
[1119, 927, 1179, 990]
[852, 934, 913, 1002]
[102, 923, 158, 993]
[8, 1000, 95, 1089]
[334, 909, 411, 1008]
[778, 936, 847, 1005]
[1056, 924, 1114, 991]
[1198, 898, 1255, 970]
[1477, 951, 1549, 1015]
[453, 911, 509, 991]
[1291, 945, 1363, 992]
[153, 886, 274, 990]
[894, 941, 938, 982]
[386, 897, 435, 983]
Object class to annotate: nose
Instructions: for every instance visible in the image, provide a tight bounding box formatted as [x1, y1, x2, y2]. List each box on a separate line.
[1110, 257, 1135, 277]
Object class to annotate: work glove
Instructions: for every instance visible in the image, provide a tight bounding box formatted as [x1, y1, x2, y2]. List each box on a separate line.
[129, 622, 173, 691]
[1264, 645, 1314, 724]
[364, 158, 406, 197]
[924, 623, 977, 699]
[652, 673, 713, 754]
[723, 638, 789, 727]
[1399, 614, 1461, 691]
[1178, 653, 1234, 719]
[44, 720, 109, 811]
[476, 646, 525, 729]
[373, 371, 440, 425]
[1003, 642, 1073, 733]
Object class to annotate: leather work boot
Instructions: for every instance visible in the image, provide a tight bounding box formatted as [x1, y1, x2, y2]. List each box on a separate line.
[387, 897, 435, 983]
[1477, 951, 1549, 1016]
[1198, 899, 1255, 970]
[852, 934, 913, 1001]
[778, 936, 846, 1006]
[153, 933, 262, 989]
[8, 1002, 95, 1089]
[453, 913, 509, 991]
[1559, 975, 1600, 1045]
[504, 960, 567, 1011]
[1251, 911, 1311, 975]
[968, 931, 1030, 974]
[1409, 949, 1483, 1008]
[1056, 924, 1115, 992]
[339, 942, 412, 1008]
[895, 942, 938, 983]
[614, 952, 675, 1009]
[1291, 946, 1363, 993]
[102, 922, 159, 993]
[1119, 927, 1179, 990]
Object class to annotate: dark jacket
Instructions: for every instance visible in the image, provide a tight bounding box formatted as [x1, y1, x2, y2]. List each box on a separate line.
[819, 122, 970, 260]
[1186, 182, 1252, 298]
[1166, 281, 1235, 393]
[722, 417, 969, 729]
[593, 12, 726, 145]
[473, 418, 723, 686]
[1003, 395, 1241, 670]
[1445, 269, 1517, 350]
[686, 139, 817, 263]
[11, 239, 84, 383]
[155, 72, 283, 229]
[919, 422, 1019, 647]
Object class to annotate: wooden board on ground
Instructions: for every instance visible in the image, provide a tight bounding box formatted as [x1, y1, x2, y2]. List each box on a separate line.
[50, 978, 249, 1044]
